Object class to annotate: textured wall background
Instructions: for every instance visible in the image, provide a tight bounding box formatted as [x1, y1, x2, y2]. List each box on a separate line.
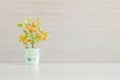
[0, 0, 120, 63]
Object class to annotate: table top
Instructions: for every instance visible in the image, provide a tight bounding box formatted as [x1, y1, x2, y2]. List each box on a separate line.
[0, 63, 120, 80]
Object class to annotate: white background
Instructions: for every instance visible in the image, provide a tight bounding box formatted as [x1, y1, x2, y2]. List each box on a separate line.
[0, 0, 120, 63]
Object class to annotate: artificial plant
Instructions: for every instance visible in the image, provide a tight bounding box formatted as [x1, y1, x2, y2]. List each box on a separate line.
[17, 17, 49, 48]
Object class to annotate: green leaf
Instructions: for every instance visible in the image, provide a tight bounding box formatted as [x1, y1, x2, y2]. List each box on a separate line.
[37, 22, 42, 25]
[22, 35, 28, 41]
[23, 30, 28, 35]
[35, 17, 39, 21]
[37, 26, 41, 32]
[24, 17, 31, 25]
[22, 24, 26, 27]
[25, 17, 32, 21]
[44, 32, 49, 37]
[17, 23, 24, 27]
[24, 20, 29, 24]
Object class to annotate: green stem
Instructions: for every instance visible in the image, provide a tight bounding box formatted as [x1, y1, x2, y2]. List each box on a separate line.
[30, 32, 35, 48]
[32, 43, 34, 48]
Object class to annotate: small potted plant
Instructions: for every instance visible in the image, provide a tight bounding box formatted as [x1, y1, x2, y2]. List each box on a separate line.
[17, 17, 49, 64]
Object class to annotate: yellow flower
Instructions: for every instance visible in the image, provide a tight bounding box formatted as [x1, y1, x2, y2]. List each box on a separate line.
[30, 27, 36, 32]
[19, 35, 23, 39]
[39, 34, 47, 40]
[43, 36, 48, 40]
[39, 34, 44, 39]
[26, 25, 31, 31]
[24, 38, 29, 43]
[32, 22, 36, 27]
[26, 25, 36, 32]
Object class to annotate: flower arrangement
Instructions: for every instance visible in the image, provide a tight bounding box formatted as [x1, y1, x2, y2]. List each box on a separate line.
[17, 17, 49, 48]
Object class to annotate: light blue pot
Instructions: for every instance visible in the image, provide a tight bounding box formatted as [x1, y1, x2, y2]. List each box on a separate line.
[24, 48, 41, 65]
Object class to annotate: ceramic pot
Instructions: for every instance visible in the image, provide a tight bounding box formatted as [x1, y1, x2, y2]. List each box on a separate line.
[25, 48, 41, 64]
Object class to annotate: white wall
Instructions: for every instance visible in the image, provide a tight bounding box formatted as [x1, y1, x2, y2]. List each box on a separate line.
[0, 0, 120, 63]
